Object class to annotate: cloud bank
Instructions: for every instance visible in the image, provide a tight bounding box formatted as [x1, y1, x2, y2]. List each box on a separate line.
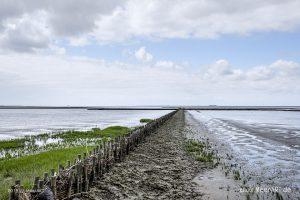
[0, 53, 299, 105]
[0, 1, 299, 105]
[1, 0, 300, 52]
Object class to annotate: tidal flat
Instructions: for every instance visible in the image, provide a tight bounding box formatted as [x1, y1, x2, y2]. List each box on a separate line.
[186, 110, 300, 199]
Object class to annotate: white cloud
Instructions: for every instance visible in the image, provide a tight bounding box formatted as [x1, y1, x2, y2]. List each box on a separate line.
[0, 0, 122, 52]
[0, 11, 51, 52]
[134, 47, 153, 62]
[203, 59, 300, 84]
[155, 60, 182, 70]
[246, 66, 274, 81]
[0, 54, 299, 106]
[1, 0, 300, 51]
[92, 0, 300, 42]
[245, 60, 300, 81]
[203, 59, 244, 80]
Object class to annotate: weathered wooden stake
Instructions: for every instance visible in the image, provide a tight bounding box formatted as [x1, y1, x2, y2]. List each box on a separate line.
[50, 176, 57, 198]
[92, 156, 96, 181]
[38, 180, 44, 190]
[43, 172, 49, 186]
[33, 177, 40, 190]
[76, 163, 82, 193]
[83, 164, 88, 192]
[67, 171, 74, 198]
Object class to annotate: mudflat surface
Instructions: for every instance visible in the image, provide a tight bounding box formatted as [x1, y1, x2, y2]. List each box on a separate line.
[83, 110, 203, 200]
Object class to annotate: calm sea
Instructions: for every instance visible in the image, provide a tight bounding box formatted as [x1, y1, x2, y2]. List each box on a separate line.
[0, 109, 170, 140]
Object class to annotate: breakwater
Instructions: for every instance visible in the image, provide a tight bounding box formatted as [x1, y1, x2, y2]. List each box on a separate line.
[9, 110, 177, 200]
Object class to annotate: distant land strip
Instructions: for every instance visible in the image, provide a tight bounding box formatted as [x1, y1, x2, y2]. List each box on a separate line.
[0, 106, 300, 111]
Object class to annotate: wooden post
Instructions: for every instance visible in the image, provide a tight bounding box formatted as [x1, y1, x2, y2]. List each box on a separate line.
[33, 177, 40, 190]
[59, 164, 64, 175]
[67, 171, 74, 198]
[96, 146, 100, 154]
[50, 169, 57, 198]
[38, 180, 44, 190]
[83, 163, 88, 192]
[51, 176, 56, 198]
[98, 148, 103, 176]
[111, 140, 115, 165]
[125, 137, 129, 155]
[43, 172, 49, 186]
[50, 169, 55, 177]
[9, 186, 15, 200]
[76, 163, 82, 193]
[114, 138, 118, 162]
[15, 180, 21, 185]
[108, 140, 111, 169]
[102, 141, 106, 173]
[92, 156, 96, 181]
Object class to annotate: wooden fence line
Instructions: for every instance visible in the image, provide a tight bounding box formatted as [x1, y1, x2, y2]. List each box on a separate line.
[9, 110, 178, 200]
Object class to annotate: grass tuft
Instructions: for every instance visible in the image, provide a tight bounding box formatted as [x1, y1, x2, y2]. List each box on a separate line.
[140, 118, 153, 123]
[185, 139, 214, 163]
[0, 138, 28, 150]
[52, 126, 130, 141]
[233, 170, 241, 180]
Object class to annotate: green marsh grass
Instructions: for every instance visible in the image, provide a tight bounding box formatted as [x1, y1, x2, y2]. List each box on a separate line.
[139, 118, 153, 123]
[0, 126, 131, 159]
[0, 146, 94, 200]
[0, 125, 132, 199]
[185, 139, 214, 163]
[53, 126, 130, 141]
[0, 138, 28, 150]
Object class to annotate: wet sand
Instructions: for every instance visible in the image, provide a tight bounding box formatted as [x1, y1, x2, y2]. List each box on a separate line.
[184, 113, 243, 200]
[186, 111, 300, 199]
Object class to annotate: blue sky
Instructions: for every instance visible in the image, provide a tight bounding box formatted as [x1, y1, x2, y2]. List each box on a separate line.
[65, 31, 300, 68]
[0, 0, 300, 106]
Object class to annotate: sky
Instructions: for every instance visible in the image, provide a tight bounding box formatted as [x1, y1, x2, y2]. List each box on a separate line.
[0, 0, 300, 106]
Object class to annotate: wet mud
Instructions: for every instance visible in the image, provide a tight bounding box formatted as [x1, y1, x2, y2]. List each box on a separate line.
[83, 110, 203, 200]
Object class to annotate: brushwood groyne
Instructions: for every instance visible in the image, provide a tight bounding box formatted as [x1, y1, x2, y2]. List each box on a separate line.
[9, 110, 178, 200]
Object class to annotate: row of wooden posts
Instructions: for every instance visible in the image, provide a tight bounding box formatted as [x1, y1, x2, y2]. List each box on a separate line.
[10, 110, 178, 200]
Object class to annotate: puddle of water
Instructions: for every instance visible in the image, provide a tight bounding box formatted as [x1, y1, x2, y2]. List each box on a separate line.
[34, 137, 62, 147]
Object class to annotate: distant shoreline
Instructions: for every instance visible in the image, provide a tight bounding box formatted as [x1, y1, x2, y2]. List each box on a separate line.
[0, 105, 300, 111]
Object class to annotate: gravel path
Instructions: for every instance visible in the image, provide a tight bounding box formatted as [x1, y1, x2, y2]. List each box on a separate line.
[83, 110, 203, 200]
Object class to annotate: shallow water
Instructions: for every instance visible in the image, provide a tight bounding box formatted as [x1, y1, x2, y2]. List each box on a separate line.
[0, 109, 170, 140]
[188, 110, 300, 196]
